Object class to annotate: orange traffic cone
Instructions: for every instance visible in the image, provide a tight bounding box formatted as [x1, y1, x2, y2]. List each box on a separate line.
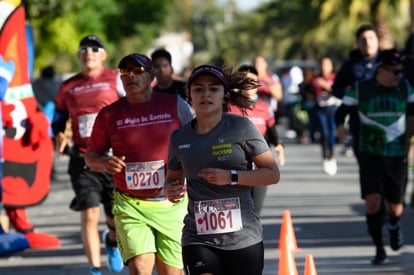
[278, 235, 298, 275]
[278, 210, 299, 252]
[304, 254, 317, 275]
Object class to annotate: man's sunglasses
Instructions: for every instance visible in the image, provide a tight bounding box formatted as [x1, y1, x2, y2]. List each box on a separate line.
[78, 46, 104, 53]
[386, 69, 403, 76]
[119, 67, 146, 77]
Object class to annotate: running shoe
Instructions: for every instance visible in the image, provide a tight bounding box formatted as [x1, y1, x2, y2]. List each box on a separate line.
[323, 159, 337, 176]
[389, 227, 404, 251]
[370, 247, 387, 265]
[102, 230, 124, 272]
[89, 267, 102, 275]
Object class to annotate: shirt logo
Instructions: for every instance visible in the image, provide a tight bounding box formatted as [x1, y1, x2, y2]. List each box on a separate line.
[178, 144, 191, 149]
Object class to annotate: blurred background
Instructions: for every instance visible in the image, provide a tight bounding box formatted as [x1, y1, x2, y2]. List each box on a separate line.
[26, 0, 413, 78]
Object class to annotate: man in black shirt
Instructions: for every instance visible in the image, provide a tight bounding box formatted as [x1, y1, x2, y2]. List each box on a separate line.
[151, 48, 187, 101]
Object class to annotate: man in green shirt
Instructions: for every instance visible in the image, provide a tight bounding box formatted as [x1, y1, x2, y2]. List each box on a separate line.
[336, 49, 414, 265]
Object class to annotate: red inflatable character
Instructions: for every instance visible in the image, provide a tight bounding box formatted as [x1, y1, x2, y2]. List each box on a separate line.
[0, 0, 60, 250]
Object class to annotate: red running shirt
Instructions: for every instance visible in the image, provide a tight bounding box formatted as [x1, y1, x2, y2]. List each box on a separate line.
[88, 93, 186, 198]
[228, 100, 275, 135]
[55, 68, 123, 148]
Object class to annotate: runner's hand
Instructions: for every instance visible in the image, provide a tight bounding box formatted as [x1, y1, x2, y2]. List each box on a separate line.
[165, 179, 185, 203]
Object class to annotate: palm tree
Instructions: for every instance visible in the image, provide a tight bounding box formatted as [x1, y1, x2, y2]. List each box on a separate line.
[316, 0, 409, 49]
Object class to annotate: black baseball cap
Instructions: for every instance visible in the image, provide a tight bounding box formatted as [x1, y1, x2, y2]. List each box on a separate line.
[79, 35, 105, 48]
[376, 49, 405, 67]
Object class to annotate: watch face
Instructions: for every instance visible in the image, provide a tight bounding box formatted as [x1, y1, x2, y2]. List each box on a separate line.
[231, 170, 238, 183]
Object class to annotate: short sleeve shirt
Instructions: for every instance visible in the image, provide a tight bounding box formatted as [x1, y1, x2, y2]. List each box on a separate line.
[88, 93, 194, 198]
[55, 68, 125, 147]
[168, 113, 270, 250]
[228, 101, 275, 135]
[342, 79, 414, 157]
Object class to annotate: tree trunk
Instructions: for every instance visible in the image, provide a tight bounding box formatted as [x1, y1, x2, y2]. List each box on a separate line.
[410, 0, 414, 31]
[376, 18, 395, 49]
[370, 0, 394, 49]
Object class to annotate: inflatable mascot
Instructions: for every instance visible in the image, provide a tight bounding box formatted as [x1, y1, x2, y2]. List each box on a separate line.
[0, 0, 60, 255]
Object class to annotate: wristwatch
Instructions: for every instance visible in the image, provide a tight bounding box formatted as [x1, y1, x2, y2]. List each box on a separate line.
[230, 170, 238, 185]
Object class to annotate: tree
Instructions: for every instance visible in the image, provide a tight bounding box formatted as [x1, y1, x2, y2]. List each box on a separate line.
[411, 0, 414, 31]
[207, 0, 410, 68]
[26, 0, 173, 75]
[317, 0, 409, 50]
[24, 0, 413, 75]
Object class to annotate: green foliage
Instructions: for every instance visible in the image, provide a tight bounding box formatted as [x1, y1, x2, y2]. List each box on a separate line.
[27, 0, 172, 75]
[211, 0, 410, 68]
[24, 0, 412, 77]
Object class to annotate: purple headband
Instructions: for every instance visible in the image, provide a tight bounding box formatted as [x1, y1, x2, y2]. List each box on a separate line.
[118, 53, 152, 72]
[187, 65, 228, 90]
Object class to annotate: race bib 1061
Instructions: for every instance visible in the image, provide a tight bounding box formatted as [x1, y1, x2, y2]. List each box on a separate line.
[194, 197, 242, 235]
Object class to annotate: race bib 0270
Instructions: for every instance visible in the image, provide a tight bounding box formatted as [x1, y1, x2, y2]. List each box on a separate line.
[125, 160, 165, 190]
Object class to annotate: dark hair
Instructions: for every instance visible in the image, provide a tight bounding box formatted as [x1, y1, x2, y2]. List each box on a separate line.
[187, 64, 259, 113]
[355, 24, 377, 39]
[223, 65, 259, 113]
[237, 64, 258, 76]
[151, 48, 172, 64]
[41, 65, 55, 78]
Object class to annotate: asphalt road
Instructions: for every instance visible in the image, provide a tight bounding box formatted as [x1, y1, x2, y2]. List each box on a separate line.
[0, 137, 413, 274]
